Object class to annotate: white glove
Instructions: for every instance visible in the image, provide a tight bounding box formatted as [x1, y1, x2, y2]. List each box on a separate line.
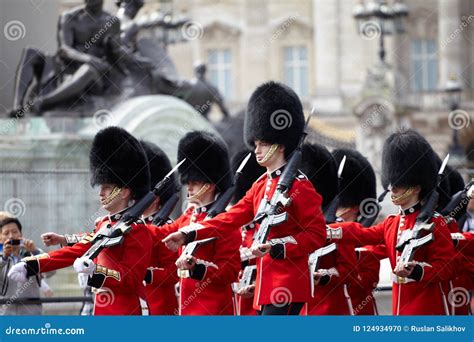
[8, 262, 28, 283]
[40, 279, 54, 297]
[77, 273, 89, 289]
[73, 257, 96, 275]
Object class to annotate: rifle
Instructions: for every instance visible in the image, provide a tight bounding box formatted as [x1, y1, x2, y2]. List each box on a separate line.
[178, 237, 218, 278]
[152, 192, 179, 226]
[398, 233, 434, 266]
[440, 179, 474, 221]
[239, 246, 255, 264]
[251, 114, 312, 249]
[324, 155, 346, 224]
[233, 265, 257, 293]
[81, 159, 186, 261]
[396, 154, 449, 264]
[308, 243, 337, 297]
[206, 152, 252, 219]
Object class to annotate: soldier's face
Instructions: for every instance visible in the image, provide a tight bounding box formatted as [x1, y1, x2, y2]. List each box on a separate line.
[255, 141, 274, 166]
[337, 207, 359, 222]
[186, 181, 214, 205]
[99, 184, 128, 212]
[390, 186, 420, 207]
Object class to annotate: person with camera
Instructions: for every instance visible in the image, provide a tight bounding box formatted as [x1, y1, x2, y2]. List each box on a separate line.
[0, 217, 54, 315]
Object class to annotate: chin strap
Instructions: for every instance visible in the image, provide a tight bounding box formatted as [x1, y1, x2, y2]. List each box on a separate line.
[391, 187, 415, 206]
[187, 183, 211, 202]
[258, 144, 279, 164]
[335, 207, 358, 218]
[103, 187, 122, 205]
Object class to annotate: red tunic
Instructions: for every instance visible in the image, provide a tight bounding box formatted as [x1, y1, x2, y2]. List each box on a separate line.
[23, 212, 152, 315]
[237, 289, 257, 315]
[454, 231, 474, 256]
[329, 210, 455, 315]
[182, 169, 327, 309]
[237, 228, 257, 316]
[306, 240, 358, 315]
[351, 244, 386, 315]
[144, 216, 179, 315]
[160, 205, 241, 315]
[446, 219, 474, 315]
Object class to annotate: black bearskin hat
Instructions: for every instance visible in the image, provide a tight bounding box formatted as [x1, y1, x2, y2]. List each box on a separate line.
[140, 141, 177, 203]
[177, 131, 232, 192]
[301, 143, 338, 210]
[381, 129, 437, 200]
[332, 148, 377, 208]
[90, 126, 150, 199]
[445, 166, 467, 217]
[231, 149, 265, 204]
[244, 81, 305, 159]
[446, 167, 465, 195]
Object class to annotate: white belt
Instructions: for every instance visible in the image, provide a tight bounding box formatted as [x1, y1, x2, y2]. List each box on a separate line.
[91, 287, 109, 294]
[139, 297, 149, 316]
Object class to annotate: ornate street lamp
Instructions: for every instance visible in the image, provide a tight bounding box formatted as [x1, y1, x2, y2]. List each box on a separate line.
[445, 77, 462, 111]
[444, 77, 466, 165]
[353, 0, 409, 63]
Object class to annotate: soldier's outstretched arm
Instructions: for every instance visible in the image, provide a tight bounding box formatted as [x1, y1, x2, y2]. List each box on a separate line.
[328, 219, 387, 247]
[8, 231, 95, 283]
[163, 188, 255, 250]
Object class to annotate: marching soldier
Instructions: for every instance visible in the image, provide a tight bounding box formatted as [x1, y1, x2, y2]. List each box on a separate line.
[300, 143, 338, 211]
[330, 148, 382, 316]
[326, 129, 456, 315]
[8, 127, 153, 315]
[164, 81, 327, 315]
[440, 170, 473, 315]
[159, 131, 241, 315]
[306, 147, 367, 315]
[38, 138, 180, 315]
[140, 141, 180, 315]
[231, 149, 265, 316]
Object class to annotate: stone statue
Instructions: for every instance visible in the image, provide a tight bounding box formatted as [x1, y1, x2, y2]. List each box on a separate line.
[9, 0, 230, 123]
[169, 61, 230, 120]
[11, 0, 130, 116]
[115, 0, 187, 78]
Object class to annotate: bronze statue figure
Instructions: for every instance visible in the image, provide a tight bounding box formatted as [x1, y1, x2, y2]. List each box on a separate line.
[10, 0, 230, 123]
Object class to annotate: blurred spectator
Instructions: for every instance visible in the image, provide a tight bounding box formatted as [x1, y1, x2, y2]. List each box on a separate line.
[0, 212, 13, 221]
[0, 217, 54, 315]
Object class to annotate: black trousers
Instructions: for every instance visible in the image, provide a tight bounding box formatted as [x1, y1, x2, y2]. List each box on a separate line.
[258, 302, 304, 315]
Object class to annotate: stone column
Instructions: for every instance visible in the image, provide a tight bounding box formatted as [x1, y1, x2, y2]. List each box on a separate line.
[312, 0, 342, 113]
[438, 0, 462, 87]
